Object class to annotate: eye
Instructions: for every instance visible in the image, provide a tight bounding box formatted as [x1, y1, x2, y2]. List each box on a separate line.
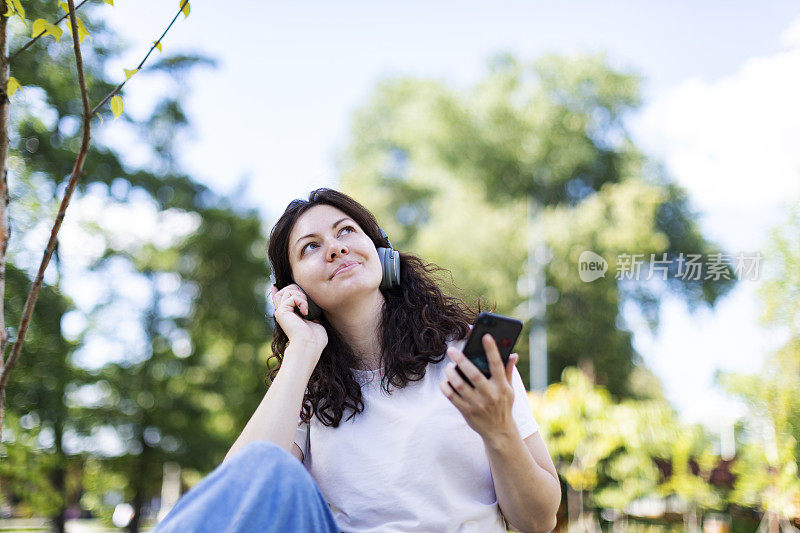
[300, 226, 356, 255]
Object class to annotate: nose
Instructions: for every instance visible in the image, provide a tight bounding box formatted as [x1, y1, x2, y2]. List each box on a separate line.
[326, 238, 348, 260]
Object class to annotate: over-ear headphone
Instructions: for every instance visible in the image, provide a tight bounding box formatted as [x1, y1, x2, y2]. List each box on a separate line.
[268, 227, 400, 321]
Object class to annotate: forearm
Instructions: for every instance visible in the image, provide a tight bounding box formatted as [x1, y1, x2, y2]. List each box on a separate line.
[483, 428, 560, 533]
[223, 345, 316, 463]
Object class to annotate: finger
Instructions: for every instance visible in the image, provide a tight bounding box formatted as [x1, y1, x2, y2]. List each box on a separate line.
[286, 285, 309, 315]
[447, 346, 487, 389]
[277, 290, 307, 316]
[295, 295, 308, 316]
[505, 352, 518, 384]
[445, 362, 476, 397]
[269, 284, 277, 307]
[439, 379, 468, 411]
[298, 293, 308, 315]
[482, 334, 505, 382]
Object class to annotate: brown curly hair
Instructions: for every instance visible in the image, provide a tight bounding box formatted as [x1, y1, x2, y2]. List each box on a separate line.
[266, 188, 490, 427]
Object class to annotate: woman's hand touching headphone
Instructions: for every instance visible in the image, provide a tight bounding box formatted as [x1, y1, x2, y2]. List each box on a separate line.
[269, 284, 328, 361]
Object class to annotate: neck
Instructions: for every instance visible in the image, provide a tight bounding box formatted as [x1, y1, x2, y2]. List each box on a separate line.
[325, 289, 386, 371]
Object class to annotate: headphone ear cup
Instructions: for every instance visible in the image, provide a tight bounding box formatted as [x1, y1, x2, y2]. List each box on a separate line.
[377, 247, 400, 290]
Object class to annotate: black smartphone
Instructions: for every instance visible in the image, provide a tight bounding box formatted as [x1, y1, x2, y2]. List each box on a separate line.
[455, 312, 523, 386]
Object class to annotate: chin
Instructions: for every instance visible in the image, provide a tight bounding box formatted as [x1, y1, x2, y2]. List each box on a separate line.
[327, 269, 382, 296]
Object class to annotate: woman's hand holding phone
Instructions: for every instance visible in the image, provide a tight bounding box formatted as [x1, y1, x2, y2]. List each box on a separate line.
[269, 284, 328, 362]
[440, 332, 520, 440]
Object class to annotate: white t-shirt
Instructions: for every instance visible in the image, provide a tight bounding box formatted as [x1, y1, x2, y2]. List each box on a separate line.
[293, 353, 540, 533]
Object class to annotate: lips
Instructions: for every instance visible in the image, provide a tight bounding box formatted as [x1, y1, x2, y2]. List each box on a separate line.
[331, 261, 359, 278]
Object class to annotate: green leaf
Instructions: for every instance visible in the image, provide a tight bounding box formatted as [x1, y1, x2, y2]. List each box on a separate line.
[32, 19, 63, 41]
[65, 16, 90, 43]
[77, 17, 90, 41]
[32, 18, 46, 37]
[11, 0, 25, 22]
[46, 22, 63, 42]
[7, 76, 22, 96]
[110, 95, 123, 118]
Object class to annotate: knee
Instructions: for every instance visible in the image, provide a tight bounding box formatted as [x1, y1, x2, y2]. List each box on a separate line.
[225, 441, 322, 505]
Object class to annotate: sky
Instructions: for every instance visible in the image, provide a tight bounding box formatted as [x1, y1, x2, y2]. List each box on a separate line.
[52, 1, 800, 442]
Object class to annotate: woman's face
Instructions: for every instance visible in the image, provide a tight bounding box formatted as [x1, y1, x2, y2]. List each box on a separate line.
[287, 204, 383, 311]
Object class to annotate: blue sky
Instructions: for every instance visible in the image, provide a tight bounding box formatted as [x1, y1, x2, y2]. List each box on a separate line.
[62, 1, 800, 437]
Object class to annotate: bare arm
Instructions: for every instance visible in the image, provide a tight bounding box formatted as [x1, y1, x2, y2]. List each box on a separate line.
[439, 336, 559, 533]
[484, 429, 560, 533]
[223, 344, 318, 463]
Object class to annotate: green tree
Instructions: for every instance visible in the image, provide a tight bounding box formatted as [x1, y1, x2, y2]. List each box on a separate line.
[0, 1, 270, 530]
[533, 367, 619, 529]
[656, 425, 724, 532]
[592, 398, 678, 531]
[534, 367, 723, 532]
[0, 264, 80, 525]
[339, 52, 734, 397]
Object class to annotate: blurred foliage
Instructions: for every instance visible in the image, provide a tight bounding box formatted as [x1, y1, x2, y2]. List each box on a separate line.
[340, 51, 735, 396]
[2, 261, 86, 525]
[718, 201, 800, 525]
[1, 1, 269, 530]
[0, 412, 62, 517]
[533, 367, 724, 528]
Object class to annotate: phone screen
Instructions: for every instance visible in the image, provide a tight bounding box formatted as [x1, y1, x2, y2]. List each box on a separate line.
[457, 312, 522, 384]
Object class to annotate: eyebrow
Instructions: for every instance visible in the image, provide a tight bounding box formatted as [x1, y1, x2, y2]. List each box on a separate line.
[294, 217, 354, 253]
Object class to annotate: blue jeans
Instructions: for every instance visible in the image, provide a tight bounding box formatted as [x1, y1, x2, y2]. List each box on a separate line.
[155, 441, 340, 532]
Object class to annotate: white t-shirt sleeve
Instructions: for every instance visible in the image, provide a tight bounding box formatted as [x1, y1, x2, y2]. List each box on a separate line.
[294, 416, 309, 460]
[510, 365, 539, 439]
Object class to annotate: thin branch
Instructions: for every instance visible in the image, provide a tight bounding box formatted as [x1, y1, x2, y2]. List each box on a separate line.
[7, 0, 92, 64]
[0, 0, 92, 392]
[0, 0, 191, 439]
[90, 0, 189, 117]
[0, 0, 9, 439]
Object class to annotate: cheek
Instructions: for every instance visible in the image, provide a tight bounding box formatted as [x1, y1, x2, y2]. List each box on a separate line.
[370, 258, 384, 282]
[288, 259, 312, 286]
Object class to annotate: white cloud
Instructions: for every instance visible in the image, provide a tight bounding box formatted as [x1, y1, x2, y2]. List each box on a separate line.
[628, 15, 800, 427]
[633, 16, 800, 213]
[780, 15, 800, 48]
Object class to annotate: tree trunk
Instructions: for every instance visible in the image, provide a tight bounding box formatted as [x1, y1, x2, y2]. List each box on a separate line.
[567, 486, 579, 527]
[769, 512, 779, 533]
[50, 462, 66, 533]
[129, 485, 144, 533]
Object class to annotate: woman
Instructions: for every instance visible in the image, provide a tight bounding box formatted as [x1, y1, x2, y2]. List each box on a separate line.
[157, 188, 560, 533]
